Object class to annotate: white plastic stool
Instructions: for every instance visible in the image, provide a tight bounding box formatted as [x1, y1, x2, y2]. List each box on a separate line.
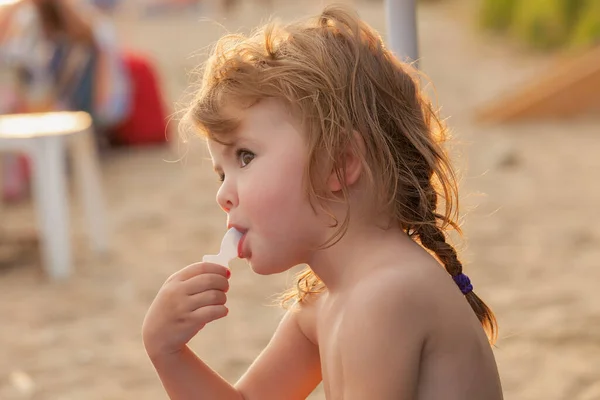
[0, 111, 108, 280]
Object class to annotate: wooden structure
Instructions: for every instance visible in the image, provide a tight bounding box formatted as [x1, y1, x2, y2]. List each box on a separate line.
[477, 45, 600, 123]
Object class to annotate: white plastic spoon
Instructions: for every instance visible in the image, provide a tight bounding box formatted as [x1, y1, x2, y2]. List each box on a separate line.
[202, 228, 243, 266]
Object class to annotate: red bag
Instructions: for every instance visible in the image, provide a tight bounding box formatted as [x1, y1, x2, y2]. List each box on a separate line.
[111, 52, 170, 146]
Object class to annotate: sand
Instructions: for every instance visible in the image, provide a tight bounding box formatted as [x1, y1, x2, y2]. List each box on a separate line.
[1, 0, 599, 399]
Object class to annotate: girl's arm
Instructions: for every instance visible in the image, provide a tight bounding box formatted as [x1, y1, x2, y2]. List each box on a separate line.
[149, 346, 244, 400]
[143, 260, 321, 400]
[235, 306, 322, 399]
[149, 307, 321, 400]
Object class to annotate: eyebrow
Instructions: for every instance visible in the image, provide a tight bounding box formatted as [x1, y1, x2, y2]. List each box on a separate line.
[211, 137, 240, 174]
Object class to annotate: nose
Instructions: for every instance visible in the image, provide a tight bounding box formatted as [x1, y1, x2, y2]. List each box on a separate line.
[216, 177, 237, 213]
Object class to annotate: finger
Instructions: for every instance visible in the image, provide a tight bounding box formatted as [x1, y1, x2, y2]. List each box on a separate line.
[183, 273, 230, 295]
[190, 304, 229, 324]
[175, 262, 230, 281]
[188, 290, 227, 311]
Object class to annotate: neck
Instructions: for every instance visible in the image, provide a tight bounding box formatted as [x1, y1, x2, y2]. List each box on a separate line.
[307, 220, 417, 293]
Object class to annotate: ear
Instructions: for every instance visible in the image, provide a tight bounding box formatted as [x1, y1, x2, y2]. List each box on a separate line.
[327, 131, 365, 192]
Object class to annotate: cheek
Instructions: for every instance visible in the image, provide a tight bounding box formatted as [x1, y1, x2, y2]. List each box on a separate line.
[240, 154, 312, 230]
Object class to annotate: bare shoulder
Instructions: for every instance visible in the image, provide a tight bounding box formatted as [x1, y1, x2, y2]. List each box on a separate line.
[332, 260, 451, 398]
[336, 258, 447, 355]
[334, 259, 502, 399]
[345, 257, 451, 315]
[342, 254, 486, 340]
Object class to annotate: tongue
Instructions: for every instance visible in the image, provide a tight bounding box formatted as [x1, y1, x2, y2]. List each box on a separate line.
[202, 228, 243, 266]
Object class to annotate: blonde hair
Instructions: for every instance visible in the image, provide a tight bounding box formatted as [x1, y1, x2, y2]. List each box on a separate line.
[184, 5, 497, 343]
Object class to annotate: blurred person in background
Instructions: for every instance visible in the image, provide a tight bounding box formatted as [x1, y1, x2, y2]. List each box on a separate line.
[0, 0, 130, 201]
[0, 0, 130, 135]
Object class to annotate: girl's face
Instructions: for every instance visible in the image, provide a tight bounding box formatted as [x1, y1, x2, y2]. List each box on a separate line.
[208, 99, 325, 275]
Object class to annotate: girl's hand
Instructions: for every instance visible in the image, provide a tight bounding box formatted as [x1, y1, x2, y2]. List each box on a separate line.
[142, 262, 231, 359]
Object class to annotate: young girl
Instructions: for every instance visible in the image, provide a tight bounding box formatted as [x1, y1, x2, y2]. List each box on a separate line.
[142, 5, 504, 399]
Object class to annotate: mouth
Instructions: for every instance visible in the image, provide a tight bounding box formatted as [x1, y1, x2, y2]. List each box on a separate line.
[237, 232, 248, 259]
[227, 223, 248, 259]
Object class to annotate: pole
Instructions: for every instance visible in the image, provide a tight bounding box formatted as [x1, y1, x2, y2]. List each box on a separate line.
[385, 0, 419, 66]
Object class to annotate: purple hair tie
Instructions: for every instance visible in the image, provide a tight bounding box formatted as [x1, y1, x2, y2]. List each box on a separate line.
[453, 273, 473, 295]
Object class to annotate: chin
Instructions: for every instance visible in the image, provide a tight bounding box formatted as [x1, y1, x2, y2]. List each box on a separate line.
[247, 257, 296, 276]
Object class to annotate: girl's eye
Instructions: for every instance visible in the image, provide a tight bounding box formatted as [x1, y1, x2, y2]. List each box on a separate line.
[238, 149, 255, 167]
[217, 149, 254, 182]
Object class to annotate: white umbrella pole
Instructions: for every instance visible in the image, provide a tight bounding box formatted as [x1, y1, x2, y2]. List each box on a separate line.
[385, 0, 419, 66]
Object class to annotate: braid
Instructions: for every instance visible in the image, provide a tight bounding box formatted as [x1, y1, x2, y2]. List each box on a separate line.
[418, 222, 462, 277]
[411, 179, 498, 344]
